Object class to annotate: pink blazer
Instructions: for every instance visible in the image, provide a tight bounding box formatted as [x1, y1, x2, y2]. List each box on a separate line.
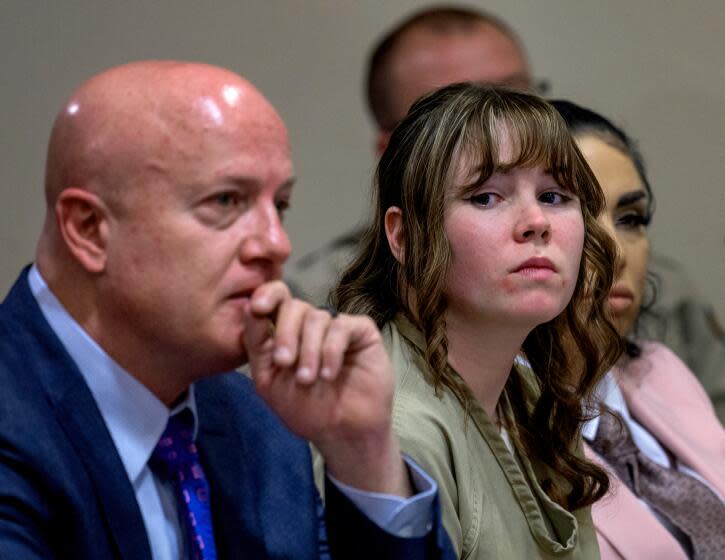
[586, 341, 725, 560]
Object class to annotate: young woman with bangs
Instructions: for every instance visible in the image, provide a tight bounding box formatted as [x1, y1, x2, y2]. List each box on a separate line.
[334, 84, 622, 559]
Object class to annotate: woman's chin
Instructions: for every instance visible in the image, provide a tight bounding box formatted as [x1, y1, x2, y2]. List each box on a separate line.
[506, 304, 568, 330]
[606, 305, 638, 338]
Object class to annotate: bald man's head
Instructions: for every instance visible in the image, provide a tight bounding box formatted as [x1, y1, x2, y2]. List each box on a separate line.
[37, 61, 294, 389]
[44, 61, 284, 210]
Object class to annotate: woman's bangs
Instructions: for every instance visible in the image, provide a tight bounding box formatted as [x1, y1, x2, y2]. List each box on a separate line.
[489, 107, 582, 194]
[442, 95, 591, 203]
[498, 107, 569, 172]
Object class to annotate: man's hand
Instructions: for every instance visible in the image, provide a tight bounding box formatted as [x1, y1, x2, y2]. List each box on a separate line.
[242, 281, 411, 497]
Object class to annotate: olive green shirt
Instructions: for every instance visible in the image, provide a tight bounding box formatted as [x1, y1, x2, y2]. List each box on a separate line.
[385, 317, 600, 559]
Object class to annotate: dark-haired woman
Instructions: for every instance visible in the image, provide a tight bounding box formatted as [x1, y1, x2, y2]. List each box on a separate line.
[335, 84, 622, 559]
[553, 99, 725, 560]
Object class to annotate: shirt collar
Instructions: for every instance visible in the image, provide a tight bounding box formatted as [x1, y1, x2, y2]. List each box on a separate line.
[581, 369, 632, 441]
[28, 265, 199, 484]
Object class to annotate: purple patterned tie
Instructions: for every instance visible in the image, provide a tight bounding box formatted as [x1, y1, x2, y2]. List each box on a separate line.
[591, 409, 725, 560]
[151, 410, 218, 560]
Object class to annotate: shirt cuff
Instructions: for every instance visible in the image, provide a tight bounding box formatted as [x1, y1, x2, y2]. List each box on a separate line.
[326, 454, 436, 538]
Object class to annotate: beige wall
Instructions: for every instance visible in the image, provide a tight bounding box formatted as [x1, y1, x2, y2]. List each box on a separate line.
[2, 1, 723, 317]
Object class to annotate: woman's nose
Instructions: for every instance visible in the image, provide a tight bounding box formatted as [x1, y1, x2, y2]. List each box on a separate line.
[598, 215, 625, 274]
[514, 203, 551, 242]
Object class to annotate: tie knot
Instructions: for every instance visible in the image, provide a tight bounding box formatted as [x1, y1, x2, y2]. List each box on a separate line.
[591, 409, 638, 460]
[151, 409, 200, 478]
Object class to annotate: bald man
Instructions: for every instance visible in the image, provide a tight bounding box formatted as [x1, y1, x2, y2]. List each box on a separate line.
[0, 61, 454, 559]
[288, 6, 538, 305]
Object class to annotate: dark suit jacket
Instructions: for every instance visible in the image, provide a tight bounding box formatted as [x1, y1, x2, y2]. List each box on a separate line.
[0, 268, 454, 559]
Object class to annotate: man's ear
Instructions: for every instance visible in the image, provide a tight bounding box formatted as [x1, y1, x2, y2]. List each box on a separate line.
[55, 188, 110, 273]
[384, 206, 405, 264]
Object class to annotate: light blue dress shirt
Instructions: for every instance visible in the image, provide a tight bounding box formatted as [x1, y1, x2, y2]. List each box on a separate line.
[28, 265, 435, 559]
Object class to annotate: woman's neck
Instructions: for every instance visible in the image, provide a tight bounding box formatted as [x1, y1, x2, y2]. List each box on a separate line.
[445, 310, 530, 420]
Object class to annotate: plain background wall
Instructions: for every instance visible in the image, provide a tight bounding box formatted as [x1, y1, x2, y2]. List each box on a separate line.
[2, 1, 723, 318]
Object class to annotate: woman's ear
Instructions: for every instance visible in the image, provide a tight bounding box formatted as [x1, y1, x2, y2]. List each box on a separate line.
[385, 206, 405, 264]
[55, 188, 110, 274]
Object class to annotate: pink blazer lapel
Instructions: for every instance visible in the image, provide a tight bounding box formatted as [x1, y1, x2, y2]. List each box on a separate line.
[585, 444, 688, 560]
[614, 342, 725, 497]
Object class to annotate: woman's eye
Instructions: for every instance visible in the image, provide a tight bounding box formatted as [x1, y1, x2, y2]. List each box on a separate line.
[539, 191, 571, 204]
[616, 211, 650, 229]
[470, 192, 500, 207]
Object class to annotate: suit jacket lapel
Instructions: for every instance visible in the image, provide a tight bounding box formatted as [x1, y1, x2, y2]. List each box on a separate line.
[195, 374, 319, 560]
[196, 383, 266, 559]
[5, 269, 152, 560]
[53, 388, 153, 560]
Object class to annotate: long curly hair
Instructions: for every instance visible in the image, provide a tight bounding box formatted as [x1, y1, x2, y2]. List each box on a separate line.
[551, 99, 657, 358]
[334, 84, 623, 511]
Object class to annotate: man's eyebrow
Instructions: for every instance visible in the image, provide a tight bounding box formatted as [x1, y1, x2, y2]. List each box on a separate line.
[220, 175, 296, 192]
[616, 190, 647, 207]
[214, 175, 259, 190]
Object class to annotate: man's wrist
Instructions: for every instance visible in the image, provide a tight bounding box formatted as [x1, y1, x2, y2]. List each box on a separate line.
[326, 454, 436, 538]
[319, 430, 412, 497]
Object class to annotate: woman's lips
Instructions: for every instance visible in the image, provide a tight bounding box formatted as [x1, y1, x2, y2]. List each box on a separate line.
[511, 257, 556, 279]
[608, 285, 635, 314]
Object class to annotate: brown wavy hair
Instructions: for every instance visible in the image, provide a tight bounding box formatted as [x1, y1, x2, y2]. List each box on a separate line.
[334, 84, 623, 511]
